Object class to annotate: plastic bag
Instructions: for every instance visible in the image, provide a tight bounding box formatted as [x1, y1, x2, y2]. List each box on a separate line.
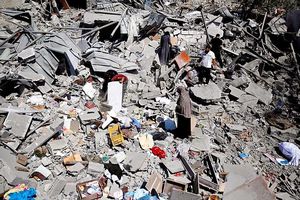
[278, 142, 300, 166]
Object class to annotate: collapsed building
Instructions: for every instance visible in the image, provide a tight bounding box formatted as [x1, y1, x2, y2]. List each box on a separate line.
[0, 0, 299, 199]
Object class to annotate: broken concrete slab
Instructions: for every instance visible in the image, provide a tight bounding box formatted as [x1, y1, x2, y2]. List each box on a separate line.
[237, 94, 258, 108]
[190, 135, 211, 152]
[31, 165, 52, 180]
[229, 85, 246, 99]
[4, 112, 32, 138]
[191, 82, 222, 100]
[0, 160, 17, 183]
[67, 162, 85, 174]
[50, 117, 64, 133]
[83, 11, 122, 24]
[123, 152, 147, 172]
[48, 138, 68, 151]
[145, 172, 163, 193]
[245, 82, 273, 105]
[230, 77, 250, 88]
[223, 176, 275, 200]
[226, 124, 247, 132]
[207, 23, 224, 37]
[87, 162, 105, 174]
[21, 127, 56, 154]
[163, 160, 185, 174]
[169, 188, 201, 200]
[0, 0, 25, 8]
[48, 178, 67, 198]
[79, 108, 101, 124]
[41, 157, 52, 166]
[18, 47, 35, 62]
[64, 182, 77, 195]
[223, 164, 257, 194]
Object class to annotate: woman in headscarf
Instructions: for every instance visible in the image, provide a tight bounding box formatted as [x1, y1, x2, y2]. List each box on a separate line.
[158, 32, 172, 65]
[175, 86, 192, 138]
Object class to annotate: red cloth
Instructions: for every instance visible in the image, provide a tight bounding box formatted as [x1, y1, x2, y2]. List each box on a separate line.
[151, 146, 166, 158]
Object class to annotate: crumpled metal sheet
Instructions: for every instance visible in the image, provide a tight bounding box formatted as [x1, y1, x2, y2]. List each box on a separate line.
[84, 50, 139, 72]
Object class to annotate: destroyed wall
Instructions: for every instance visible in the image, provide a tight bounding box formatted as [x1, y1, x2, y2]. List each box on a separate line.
[0, 0, 299, 200]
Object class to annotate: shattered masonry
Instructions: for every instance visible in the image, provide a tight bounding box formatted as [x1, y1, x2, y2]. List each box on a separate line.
[0, 0, 299, 200]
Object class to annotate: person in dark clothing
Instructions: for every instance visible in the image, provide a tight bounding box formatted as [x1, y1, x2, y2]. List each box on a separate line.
[210, 34, 223, 67]
[102, 70, 118, 92]
[175, 86, 192, 139]
[158, 32, 172, 65]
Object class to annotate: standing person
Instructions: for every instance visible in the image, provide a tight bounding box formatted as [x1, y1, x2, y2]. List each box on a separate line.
[158, 32, 172, 65]
[175, 86, 192, 139]
[198, 45, 217, 84]
[210, 34, 223, 67]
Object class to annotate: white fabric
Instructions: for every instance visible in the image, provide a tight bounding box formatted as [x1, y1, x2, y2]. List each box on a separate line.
[200, 50, 215, 69]
[279, 142, 300, 166]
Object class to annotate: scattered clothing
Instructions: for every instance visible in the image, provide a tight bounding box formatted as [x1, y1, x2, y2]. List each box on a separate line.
[279, 142, 300, 166]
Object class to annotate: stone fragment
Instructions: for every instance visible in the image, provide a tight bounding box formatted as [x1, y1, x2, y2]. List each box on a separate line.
[169, 188, 201, 200]
[48, 138, 68, 151]
[223, 176, 275, 200]
[190, 135, 211, 152]
[4, 112, 32, 139]
[145, 172, 163, 193]
[123, 152, 147, 172]
[64, 182, 77, 195]
[16, 154, 28, 166]
[48, 178, 67, 198]
[31, 165, 52, 180]
[41, 157, 52, 166]
[87, 162, 105, 174]
[50, 118, 64, 133]
[207, 23, 224, 37]
[163, 160, 185, 174]
[22, 127, 56, 154]
[67, 163, 85, 174]
[191, 82, 221, 100]
[229, 85, 246, 99]
[18, 47, 35, 62]
[245, 82, 273, 105]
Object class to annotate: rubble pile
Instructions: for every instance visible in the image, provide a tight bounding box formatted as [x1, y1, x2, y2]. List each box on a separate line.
[0, 0, 299, 199]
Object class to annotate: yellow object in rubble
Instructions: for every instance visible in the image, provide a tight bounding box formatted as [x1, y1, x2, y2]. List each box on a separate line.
[4, 184, 28, 199]
[108, 124, 124, 146]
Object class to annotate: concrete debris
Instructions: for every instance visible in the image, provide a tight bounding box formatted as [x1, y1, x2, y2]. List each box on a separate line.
[191, 82, 222, 100]
[123, 152, 147, 172]
[145, 172, 163, 193]
[0, 0, 299, 199]
[223, 176, 275, 200]
[31, 165, 52, 181]
[170, 188, 202, 200]
[245, 82, 273, 105]
[163, 159, 185, 174]
[87, 162, 105, 174]
[3, 112, 32, 139]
